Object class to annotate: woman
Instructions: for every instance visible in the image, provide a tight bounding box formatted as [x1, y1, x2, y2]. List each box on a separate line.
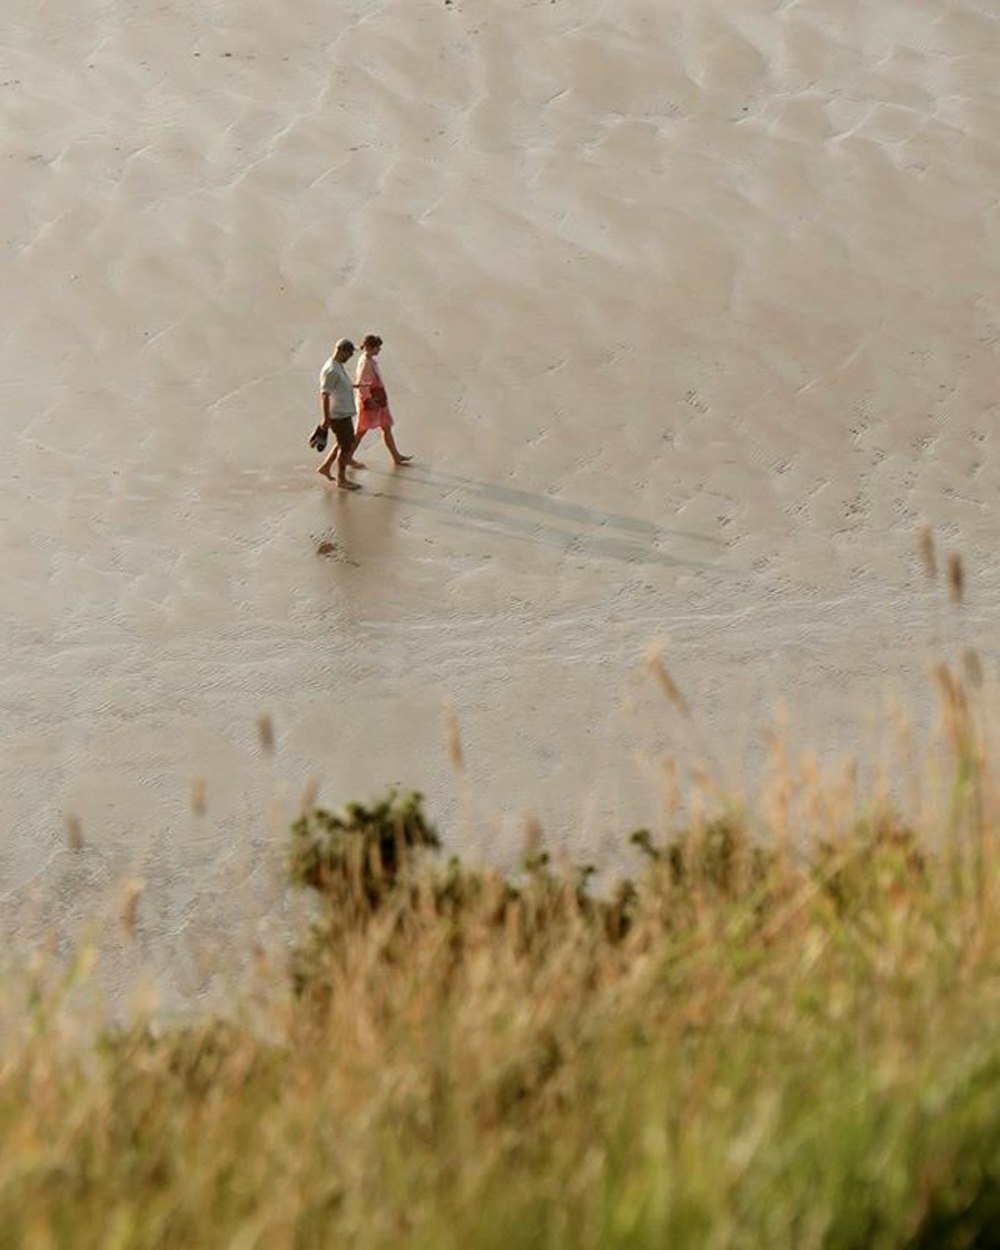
[351, 333, 412, 467]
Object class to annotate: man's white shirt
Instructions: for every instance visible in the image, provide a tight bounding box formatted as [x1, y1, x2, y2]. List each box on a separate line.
[320, 357, 356, 418]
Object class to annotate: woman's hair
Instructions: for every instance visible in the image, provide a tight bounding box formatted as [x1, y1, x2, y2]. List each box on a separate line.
[360, 333, 383, 351]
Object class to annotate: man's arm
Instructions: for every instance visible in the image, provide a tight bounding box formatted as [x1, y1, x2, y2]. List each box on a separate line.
[320, 387, 331, 426]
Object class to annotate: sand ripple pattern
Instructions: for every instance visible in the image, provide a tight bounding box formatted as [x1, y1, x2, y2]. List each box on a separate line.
[2, 0, 999, 998]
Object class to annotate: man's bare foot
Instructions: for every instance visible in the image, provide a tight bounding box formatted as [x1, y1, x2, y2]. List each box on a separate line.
[337, 478, 362, 491]
[317, 465, 335, 480]
[393, 454, 413, 465]
[347, 459, 367, 469]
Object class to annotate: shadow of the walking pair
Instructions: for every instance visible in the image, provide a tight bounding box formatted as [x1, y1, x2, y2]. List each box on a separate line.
[359, 465, 725, 571]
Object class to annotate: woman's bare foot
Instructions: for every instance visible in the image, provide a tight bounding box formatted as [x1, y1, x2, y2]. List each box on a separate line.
[337, 478, 362, 491]
[347, 459, 367, 469]
[384, 431, 411, 465]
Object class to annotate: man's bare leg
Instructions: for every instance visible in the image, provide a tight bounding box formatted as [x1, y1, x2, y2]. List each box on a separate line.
[336, 449, 361, 491]
[384, 429, 412, 465]
[317, 445, 339, 480]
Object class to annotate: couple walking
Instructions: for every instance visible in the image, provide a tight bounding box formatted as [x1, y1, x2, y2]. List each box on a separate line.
[315, 334, 411, 490]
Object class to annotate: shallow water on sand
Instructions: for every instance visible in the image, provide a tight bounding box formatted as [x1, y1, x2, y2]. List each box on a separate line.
[2, 0, 999, 1000]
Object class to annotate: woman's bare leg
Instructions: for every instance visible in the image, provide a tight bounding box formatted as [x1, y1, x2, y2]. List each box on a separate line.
[347, 429, 367, 468]
[383, 429, 412, 465]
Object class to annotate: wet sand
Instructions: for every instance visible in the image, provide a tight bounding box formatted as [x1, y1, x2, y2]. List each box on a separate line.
[2, 0, 999, 1000]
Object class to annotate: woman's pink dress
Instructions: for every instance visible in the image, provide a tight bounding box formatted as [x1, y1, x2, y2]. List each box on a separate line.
[355, 354, 393, 433]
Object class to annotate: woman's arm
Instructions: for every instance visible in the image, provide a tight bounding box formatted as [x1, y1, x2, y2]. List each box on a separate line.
[355, 358, 376, 407]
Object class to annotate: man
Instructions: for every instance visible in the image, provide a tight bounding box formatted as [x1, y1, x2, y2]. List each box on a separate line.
[317, 338, 361, 490]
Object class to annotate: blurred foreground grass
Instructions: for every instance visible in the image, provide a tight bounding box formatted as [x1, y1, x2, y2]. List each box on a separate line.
[4, 626, 1000, 1245]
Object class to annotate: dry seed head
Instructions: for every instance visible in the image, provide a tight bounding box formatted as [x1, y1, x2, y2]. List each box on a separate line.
[128, 975, 160, 1020]
[662, 755, 680, 822]
[190, 775, 207, 816]
[644, 644, 690, 717]
[121, 879, 145, 938]
[934, 662, 971, 753]
[76, 942, 100, 981]
[369, 837, 384, 882]
[65, 813, 84, 851]
[522, 812, 544, 858]
[689, 764, 713, 793]
[916, 522, 937, 580]
[299, 776, 320, 813]
[933, 661, 955, 704]
[505, 897, 522, 950]
[257, 712, 275, 754]
[443, 702, 465, 774]
[947, 552, 965, 606]
[800, 750, 820, 787]
[963, 647, 984, 689]
[252, 943, 269, 979]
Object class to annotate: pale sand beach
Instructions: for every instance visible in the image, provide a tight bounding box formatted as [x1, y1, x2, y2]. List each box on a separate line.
[2, 0, 999, 999]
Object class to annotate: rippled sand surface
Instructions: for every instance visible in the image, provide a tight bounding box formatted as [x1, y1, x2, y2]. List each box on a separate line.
[3, 0, 999, 998]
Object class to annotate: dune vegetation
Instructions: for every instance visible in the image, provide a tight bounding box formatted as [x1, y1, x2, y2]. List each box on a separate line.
[4, 549, 1000, 1248]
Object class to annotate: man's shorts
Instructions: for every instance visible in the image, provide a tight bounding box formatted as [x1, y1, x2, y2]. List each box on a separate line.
[329, 415, 355, 458]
